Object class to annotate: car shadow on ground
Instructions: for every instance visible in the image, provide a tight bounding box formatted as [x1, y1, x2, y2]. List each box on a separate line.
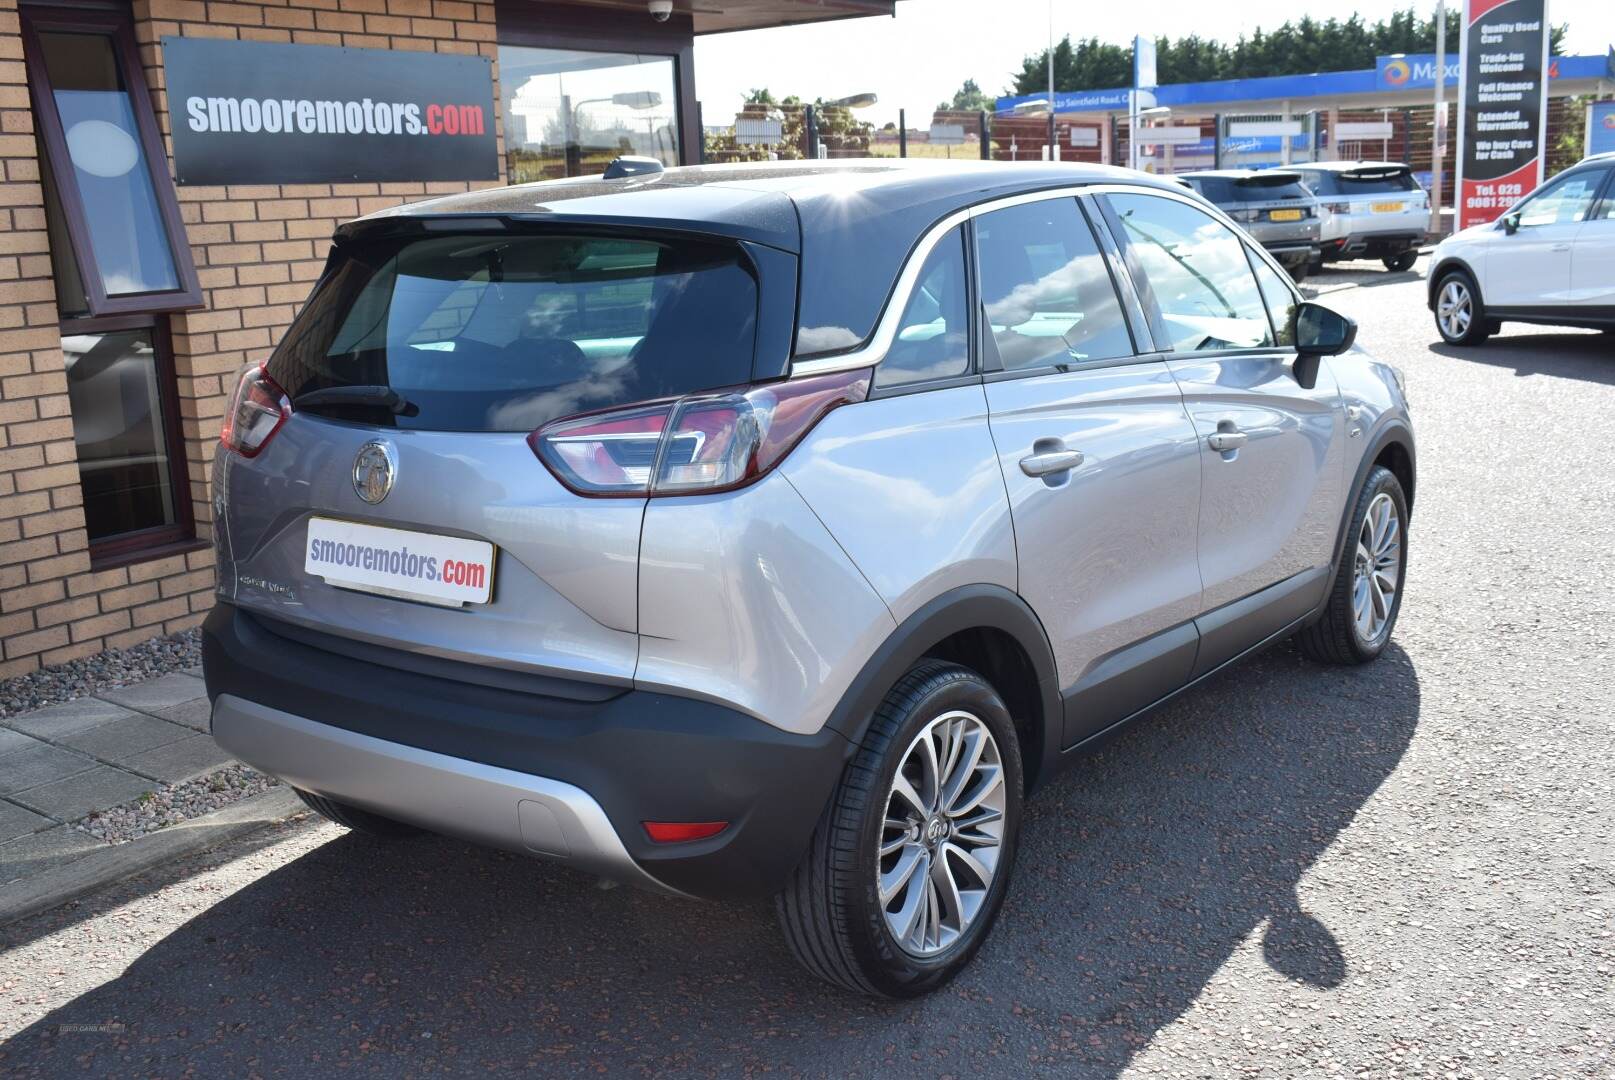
[1302, 268, 1422, 298]
[1431, 331, 1615, 385]
[0, 642, 1419, 1078]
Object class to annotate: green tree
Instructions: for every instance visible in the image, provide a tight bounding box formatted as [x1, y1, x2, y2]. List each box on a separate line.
[1008, 8, 1568, 95]
[937, 78, 994, 113]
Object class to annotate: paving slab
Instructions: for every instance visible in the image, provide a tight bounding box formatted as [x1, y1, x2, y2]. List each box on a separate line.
[0, 823, 105, 888]
[121, 734, 233, 786]
[0, 800, 54, 844]
[0, 728, 36, 756]
[0, 743, 98, 797]
[9, 766, 154, 823]
[151, 697, 212, 733]
[59, 714, 193, 762]
[97, 673, 207, 714]
[5, 698, 143, 741]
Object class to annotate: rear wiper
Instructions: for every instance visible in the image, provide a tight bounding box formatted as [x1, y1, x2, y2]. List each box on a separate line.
[293, 385, 419, 417]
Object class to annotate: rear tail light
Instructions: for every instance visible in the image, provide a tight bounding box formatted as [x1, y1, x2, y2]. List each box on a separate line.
[220, 366, 291, 458]
[530, 368, 870, 497]
[1229, 208, 1260, 223]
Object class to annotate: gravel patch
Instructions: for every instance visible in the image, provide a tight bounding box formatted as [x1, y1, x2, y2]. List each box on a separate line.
[72, 765, 279, 844]
[0, 629, 200, 720]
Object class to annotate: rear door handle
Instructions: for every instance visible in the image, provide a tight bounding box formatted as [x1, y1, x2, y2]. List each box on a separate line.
[1551, 243, 1572, 252]
[1019, 449, 1084, 477]
[1207, 431, 1247, 452]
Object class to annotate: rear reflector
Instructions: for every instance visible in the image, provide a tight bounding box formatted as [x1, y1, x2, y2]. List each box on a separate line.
[643, 821, 728, 844]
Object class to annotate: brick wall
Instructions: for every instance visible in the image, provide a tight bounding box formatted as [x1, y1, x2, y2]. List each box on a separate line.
[0, 0, 504, 677]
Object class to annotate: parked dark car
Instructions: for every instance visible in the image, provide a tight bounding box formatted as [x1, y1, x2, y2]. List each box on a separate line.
[1176, 169, 1322, 281]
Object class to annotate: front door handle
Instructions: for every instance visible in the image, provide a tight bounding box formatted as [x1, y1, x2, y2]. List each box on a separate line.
[1207, 430, 1247, 452]
[1019, 448, 1084, 478]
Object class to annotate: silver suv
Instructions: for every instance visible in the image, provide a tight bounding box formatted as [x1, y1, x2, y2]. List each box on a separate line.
[1293, 161, 1431, 271]
[205, 160, 1415, 998]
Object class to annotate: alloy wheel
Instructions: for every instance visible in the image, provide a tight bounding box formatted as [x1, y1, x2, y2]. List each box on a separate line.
[1352, 492, 1402, 644]
[878, 710, 1006, 957]
[1438, 280, 1472, 340]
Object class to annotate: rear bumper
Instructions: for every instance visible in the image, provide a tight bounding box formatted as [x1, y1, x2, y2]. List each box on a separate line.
[212, 694, 682, 893]
[1321, 229, 1424, 259]
[202, 603, 851, 899]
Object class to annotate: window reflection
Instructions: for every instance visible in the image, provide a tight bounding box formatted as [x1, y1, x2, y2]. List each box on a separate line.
[38, 30, 180, 296]
[62, 330, 178, 542]
[975, 199, 1134, 370]
[1109, 194, 1273, 353]
[499, 46, 680, 182]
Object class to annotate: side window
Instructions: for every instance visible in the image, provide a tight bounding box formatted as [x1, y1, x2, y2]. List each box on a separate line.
[876, 225, 970, 389]
[1249, 251, 1299, 347]
[1515, 172, 1601, 227]
[973, 199, 1134, 370]
[1106, 193, 1274, 353]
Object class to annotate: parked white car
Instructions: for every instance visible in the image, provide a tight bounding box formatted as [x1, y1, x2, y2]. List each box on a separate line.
[1428, 153, 1615, 346]
[1294, 162, 1430, 272]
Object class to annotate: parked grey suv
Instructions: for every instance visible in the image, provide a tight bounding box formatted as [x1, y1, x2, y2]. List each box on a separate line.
[1175, 169, 1322, 281]
[205, 160, 1416, 998]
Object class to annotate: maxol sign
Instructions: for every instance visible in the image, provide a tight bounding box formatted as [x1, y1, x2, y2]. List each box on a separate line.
[1375, 54, 1464, 90]
[164, 37, 499, 185]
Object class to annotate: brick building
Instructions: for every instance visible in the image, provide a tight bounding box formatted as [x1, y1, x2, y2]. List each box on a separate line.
[0, 0, 892, 677]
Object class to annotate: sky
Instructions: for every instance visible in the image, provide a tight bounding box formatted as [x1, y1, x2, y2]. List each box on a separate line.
[693, 0, 1615, 128]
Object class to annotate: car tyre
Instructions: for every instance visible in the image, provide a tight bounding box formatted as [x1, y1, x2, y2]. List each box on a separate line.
[1296, 465, 1409, 665]
[1383, 251, 1417, 272]
[1286, 261, 1310, 284]
[1433, 270, 1492, 346]
[294, 788, 423, 837]
[776, 660, 1023, 998]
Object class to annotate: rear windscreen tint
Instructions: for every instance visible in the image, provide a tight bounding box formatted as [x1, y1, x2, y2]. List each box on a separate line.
[1192, 176, 1312, 204]
[1304, 170, 1418, 196]
[266, 233, 758, 432]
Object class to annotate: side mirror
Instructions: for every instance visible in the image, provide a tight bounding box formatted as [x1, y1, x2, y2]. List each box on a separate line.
[1501, 212, 1520, 235]
[1290, 302, 1357, 389]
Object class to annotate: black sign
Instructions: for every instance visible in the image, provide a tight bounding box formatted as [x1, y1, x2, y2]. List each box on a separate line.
[1455, 0, 1550, 229]
[164, 37, 498, 185]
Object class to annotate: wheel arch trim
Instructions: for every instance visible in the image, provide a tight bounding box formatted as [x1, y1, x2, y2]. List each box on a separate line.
[823, 583, 1063, 793]
[1325, 419, 1416, 601]
[1428, 257, 1482, 311]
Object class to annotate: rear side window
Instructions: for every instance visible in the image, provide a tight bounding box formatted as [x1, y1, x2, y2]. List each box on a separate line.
[267, 233, 758, 432]
[876, 225, 970, 389]
[974, 199, 1134, 370]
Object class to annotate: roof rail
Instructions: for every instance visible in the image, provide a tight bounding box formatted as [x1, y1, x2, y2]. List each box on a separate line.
[603, 156, 665, 180]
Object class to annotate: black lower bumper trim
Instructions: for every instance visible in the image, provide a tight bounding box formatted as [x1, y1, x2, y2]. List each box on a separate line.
[203, 604, 851, 899]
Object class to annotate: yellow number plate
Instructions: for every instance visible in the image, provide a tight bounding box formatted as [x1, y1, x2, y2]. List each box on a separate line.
[1268, 208, 1303, 222]
[1371, 201, 1404, 213]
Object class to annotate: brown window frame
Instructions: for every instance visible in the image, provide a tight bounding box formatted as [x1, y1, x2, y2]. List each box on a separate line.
[19, 4, 203, 317]
[60, 311, 201, 568]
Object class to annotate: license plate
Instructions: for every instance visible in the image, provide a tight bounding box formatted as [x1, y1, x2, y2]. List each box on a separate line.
[1268, 208, 1303, 222]
[304, 517, 494, 607]
[1371, 201, 1404, 213]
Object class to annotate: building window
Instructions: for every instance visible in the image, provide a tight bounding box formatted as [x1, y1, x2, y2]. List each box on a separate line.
[499, 46, 681, 181]
[61, 318, 193, 556]
[20, 5, 201, 316]
[22, 4, 198, 565]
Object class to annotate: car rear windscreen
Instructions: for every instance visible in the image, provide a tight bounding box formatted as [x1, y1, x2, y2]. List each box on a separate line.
[266, 232, 758, 432]
[1306, 170, 1419, 196]
[1193, 176, 1312, 204]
